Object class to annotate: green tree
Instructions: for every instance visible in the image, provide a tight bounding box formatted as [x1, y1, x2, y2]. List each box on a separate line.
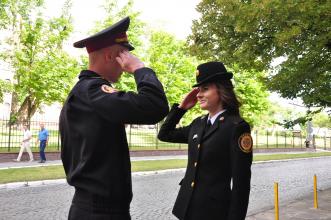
[189, 0, 331, 109]
[147, 31, 201, 125]
[0, 0, 79, 123]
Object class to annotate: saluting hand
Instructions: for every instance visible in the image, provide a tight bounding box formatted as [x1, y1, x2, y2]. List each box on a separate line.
[179, 88, 199, 110]
[116, 51, 144, 73]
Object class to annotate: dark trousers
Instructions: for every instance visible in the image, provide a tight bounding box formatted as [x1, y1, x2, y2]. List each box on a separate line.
[68, 189, 131, 220]
[39, 140, 47, 161]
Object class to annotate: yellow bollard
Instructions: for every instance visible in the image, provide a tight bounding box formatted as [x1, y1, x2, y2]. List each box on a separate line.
[314, 174, 318, 209]
[274, 182, 279, 220]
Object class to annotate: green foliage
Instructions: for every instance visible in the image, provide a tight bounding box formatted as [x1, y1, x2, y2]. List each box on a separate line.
[0, 0, 80, 121]
[0, 0, 44, 29]
[312, 112, 331, 128]
[146, 31, 202, 125]
[0, 79, 12, 102]
[231, 65, 269, 126]
[189, 0, 331, 109]
[12, 16, 78, 103]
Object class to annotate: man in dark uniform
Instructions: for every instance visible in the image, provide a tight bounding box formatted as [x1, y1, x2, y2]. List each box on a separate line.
[158, 62, 253, 220]
[59, 17, 169, 220]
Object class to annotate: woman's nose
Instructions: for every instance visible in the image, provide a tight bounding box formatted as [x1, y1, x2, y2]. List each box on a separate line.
[196, 91, 202, 99]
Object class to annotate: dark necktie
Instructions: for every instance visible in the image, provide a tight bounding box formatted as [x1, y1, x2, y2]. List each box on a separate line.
[206, 119, 212, 131]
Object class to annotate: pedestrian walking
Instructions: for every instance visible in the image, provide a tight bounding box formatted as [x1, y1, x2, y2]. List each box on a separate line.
[59, 17, 168, 220]
[14, 124, 34, 162]
[36, 122, 48, 163]
[158, 61, 253, 220]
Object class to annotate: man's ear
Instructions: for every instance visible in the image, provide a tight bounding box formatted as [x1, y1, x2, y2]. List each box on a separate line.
[104, 50, 112, 62]
[101, 47, 112, 62]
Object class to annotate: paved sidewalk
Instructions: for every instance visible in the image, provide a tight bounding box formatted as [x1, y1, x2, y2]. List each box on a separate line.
[247, 188, 331, 220]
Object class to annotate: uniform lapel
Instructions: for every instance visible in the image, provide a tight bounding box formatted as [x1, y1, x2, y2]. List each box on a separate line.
[202, 119, 219, 140]
[196, 115, 208, 144]
[202, 111, 227, 141]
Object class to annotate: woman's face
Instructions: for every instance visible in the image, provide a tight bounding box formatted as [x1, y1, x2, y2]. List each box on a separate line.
[197, 83, 222, 112]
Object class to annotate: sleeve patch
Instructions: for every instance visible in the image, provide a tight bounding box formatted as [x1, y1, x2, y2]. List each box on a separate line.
[238, 133, 253, 153]
[101, 85, 118, 93]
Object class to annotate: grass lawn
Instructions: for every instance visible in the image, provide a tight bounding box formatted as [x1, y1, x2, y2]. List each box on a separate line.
[0, 160, 188, 184]
[0, 153, 331, 184]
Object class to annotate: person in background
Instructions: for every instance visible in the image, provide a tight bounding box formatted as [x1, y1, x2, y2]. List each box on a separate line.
[59, 17, 168, 220]
[36, 122, 48, 163]
[158, 61, 253, 220]
[13, 124, 34, 162]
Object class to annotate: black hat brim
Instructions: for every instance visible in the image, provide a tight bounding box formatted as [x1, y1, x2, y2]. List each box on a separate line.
[120, 42, 135, 51]
[192, 72, 233, 87]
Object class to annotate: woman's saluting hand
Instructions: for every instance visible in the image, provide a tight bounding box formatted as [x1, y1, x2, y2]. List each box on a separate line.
[179, 88, 199, 110]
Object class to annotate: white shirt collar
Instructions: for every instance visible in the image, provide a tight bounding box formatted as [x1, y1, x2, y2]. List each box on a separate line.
[208, 109, 226, 125]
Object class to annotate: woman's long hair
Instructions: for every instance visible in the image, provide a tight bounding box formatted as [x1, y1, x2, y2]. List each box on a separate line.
[215, 80, 241, 115]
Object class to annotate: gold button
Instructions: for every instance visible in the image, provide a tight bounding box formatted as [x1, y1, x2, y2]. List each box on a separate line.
[191, 181, 195, 187]
[194, 162, 197, 167]
[198, 144, 200, 148]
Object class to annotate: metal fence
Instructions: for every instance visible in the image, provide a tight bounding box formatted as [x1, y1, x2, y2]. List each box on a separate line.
[0, 119, 330, 152]
[0, 119, 60, 152]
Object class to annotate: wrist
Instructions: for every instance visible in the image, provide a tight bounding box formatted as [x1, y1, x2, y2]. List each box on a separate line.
[132, 64, 145, 73]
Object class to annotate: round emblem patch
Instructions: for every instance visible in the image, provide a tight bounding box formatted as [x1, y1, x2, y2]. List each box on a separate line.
[238, 133, 253, 153]
[101, 85, 117, 93]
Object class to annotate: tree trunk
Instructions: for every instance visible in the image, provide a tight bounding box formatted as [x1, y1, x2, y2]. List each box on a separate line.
[12, 95, 39, 124]
[9, 91, 19, 124]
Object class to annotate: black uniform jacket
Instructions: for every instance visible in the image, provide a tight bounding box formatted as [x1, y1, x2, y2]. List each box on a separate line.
[59, 68, 168, 209]
[158, 104, 253, 220]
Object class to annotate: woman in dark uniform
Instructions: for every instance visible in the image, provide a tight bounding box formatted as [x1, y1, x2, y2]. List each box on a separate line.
[158, 61, 253, 220]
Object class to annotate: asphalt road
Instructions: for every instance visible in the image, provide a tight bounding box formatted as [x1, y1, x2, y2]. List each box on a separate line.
[0, 157, 331, 220]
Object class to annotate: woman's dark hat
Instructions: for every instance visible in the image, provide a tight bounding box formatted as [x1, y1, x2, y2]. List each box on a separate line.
[73, 17, 134, 53]
[192, 61, 233, 87]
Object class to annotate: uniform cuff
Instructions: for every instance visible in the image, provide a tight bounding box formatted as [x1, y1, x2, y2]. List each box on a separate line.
[134, 67, 155, 79]
[171, 103, 187, 114]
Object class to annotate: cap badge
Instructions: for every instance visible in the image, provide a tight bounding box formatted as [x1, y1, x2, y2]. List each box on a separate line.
[196, 70, 200, 76]
[115, 36, 128, 43]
